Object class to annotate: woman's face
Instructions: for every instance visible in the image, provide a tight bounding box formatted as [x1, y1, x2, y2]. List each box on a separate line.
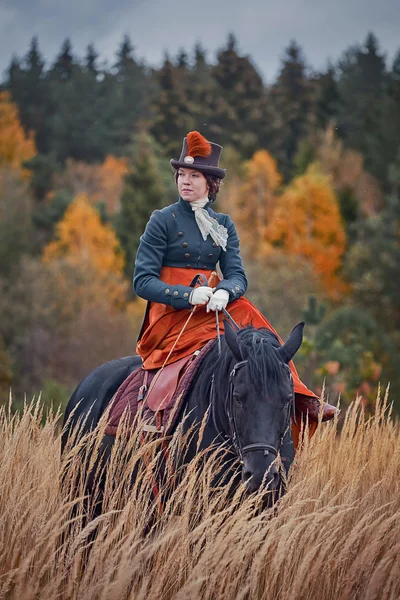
[177, 168, 209, 202]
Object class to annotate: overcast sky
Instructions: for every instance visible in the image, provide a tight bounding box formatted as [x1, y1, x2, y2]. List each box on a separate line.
[1, 0, 399, 82]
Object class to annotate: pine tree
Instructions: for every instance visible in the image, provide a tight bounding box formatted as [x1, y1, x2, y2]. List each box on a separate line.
[85, 43, 99, 75]
[112, 35, 154, 151]
[175, 48, 189, 69]
[6, 38, 49, 154]
[381, 50, 400, 191]
[314, 64, 341, 129]
[51, 38, 74, 82]
[184, 43, 234, 144]
[212, 34, 266, 155]
[193, 43, 207, 70]
[337, 33, 387, 184]
[116, 133, 173, 277]
[345, 190, 400, 330]
[151, 56, 194, 157]
[268, 41, 316, 179]
[47, 39, 110, 163]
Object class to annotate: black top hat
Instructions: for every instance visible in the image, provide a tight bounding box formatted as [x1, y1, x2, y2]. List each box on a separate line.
[170, 131, 226, 179]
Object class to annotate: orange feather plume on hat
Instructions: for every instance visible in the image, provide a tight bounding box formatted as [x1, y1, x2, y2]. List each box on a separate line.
[186, 131, 212, 158]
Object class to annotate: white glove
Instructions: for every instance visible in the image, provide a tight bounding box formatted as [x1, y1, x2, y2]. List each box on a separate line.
[189, 286, 214, 306]
[206, 289, 230, 312]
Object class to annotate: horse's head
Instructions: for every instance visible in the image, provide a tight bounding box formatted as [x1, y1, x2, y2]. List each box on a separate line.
[223, 322, 304, 494]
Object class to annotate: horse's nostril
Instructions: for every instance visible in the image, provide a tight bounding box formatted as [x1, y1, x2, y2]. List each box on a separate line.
[243, 470, 252, 482]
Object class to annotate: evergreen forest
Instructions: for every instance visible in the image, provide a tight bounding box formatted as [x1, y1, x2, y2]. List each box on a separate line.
[1, 32, 399, 413]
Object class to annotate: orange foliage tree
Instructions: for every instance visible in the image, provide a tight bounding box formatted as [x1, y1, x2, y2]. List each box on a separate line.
[227, 150, 282, 255]
[0, 91, 36, 175]
[53, 155, 127, 215]
[266, 165, 348, 300]
[42, 193, 129, 308]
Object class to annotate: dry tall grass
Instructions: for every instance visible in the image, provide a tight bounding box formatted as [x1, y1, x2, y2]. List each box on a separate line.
[0, 391, 399, 600]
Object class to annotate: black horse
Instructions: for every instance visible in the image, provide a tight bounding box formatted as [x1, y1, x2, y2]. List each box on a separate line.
[62, 322, 303, 504]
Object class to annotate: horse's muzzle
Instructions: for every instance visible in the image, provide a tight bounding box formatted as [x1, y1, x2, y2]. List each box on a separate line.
[242, 460, 279, 493]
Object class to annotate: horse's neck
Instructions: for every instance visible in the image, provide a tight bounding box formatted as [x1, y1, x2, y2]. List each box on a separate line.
[184, 356, 231, 443]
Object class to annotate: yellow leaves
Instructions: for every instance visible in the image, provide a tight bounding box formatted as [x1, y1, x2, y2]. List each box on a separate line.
[99, 156, 128, 215]
[245, 150, 282, 191]
[43, 193, 129, 309]
[0, 91, 36, 176]
[228, 149, 282, 256]
[224, 148, 349, 299]
[267, 165, 348, 299]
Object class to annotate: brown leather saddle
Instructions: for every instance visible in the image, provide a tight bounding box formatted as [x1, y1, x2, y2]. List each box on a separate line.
[105, 342, 214, 437]
[145, 354, 197, 412]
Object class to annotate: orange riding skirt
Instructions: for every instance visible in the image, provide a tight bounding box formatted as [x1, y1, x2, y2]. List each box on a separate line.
[136, 267, 317, 447]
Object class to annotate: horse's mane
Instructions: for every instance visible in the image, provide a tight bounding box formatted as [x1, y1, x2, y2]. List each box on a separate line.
[196, 326, 284, 401]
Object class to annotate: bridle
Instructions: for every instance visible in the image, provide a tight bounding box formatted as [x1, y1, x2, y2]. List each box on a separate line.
[211, 308, 295, 464]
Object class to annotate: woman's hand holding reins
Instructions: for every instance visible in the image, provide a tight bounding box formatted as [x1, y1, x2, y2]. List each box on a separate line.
[206, 289, 229, 312]
[189, 286, 214, 306]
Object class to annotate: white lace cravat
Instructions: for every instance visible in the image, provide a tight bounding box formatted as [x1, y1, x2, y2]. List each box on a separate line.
[190, 196, 228, 251]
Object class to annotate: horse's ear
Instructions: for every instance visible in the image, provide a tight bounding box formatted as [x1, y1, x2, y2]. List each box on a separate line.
[224, 320, 242, 363]
[278, 322, 304, 364]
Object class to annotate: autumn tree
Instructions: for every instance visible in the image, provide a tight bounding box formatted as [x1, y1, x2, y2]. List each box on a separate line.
[227, 150, 282, 255]
[42, 193, 129, 308]
[294, 125, 384, 225]
[266, 165, 347, 299]
[0, 91, 36, 174]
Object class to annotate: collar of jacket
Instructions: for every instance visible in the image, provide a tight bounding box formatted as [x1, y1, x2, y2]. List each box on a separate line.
[178, 197, 212, 213]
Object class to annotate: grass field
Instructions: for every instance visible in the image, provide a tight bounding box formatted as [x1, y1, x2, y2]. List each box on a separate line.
[0, 391, 399, 600]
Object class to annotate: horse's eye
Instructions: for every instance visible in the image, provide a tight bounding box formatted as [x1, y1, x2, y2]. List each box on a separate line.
[233, 394, 242, 406]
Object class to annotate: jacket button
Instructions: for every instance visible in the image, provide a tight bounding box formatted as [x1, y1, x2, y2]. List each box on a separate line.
[165, 288, 170, 294]
[185, 264, 191, 268]
[202, 266, 208, 269]
[182, 242, 188, 248]
[173, 291, 179, 297]
[183, 292, 189, 298]
[178, 231, 183, 237]
[208, 253, 213, 258]
[184, 253, 190, 259]
[212, 242, 217, 248]
[172, 213, 176, 218]
[235, 286, 240, 291]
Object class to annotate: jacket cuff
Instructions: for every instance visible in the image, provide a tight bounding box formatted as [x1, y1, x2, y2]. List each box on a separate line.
[164, 284, 193, 309]
[215, 280, 245, 302]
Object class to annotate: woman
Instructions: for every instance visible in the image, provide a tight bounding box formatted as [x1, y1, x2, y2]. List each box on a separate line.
[133, 131, 337, 432]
